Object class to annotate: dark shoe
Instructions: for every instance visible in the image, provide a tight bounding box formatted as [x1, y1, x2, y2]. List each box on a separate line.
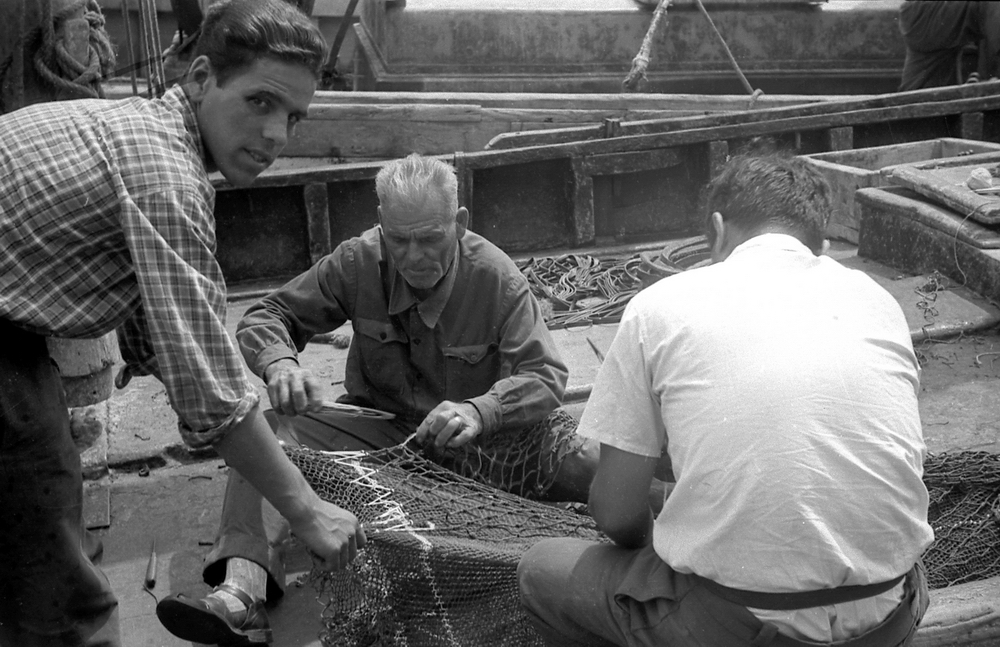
[156, 583, 272, 645]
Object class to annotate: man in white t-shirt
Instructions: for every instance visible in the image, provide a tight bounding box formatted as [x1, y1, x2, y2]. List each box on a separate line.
[517, 153, 934, 647]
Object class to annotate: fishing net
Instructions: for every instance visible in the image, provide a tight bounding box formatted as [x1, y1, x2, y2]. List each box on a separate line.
[922, 450, 1000, 589]
[433, 408, 586, 500]
[287, 444, 1000, 647]
[284, 442, 605, 647]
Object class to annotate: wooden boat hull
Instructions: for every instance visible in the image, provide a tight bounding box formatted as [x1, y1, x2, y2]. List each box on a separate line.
[203, 81, 1000, 290]
[353, 0, 906, 96]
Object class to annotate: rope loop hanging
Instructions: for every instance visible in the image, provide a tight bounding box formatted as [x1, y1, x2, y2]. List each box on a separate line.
[33, 0, 117, 100]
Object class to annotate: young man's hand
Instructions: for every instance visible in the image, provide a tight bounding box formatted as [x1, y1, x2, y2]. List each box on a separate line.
[290, 500, 367, 571]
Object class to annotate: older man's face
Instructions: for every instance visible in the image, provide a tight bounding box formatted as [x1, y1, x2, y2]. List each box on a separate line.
[379, 197, 464, 292]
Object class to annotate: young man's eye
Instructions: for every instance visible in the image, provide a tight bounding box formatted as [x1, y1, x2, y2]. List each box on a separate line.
[248, 97, 269, 112]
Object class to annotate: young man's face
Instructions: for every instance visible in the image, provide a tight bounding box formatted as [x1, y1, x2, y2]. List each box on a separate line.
[188, 56, 315, 188]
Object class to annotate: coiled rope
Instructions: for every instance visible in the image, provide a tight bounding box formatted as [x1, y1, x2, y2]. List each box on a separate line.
[33, 0, 117, 100]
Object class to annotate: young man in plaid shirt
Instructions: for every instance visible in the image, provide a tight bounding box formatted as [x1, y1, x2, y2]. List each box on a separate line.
[0, 1, 364, 644]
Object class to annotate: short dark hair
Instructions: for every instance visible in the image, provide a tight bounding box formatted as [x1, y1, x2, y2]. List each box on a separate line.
[194, 0, 327, 85]
[702, 153, 832, 255]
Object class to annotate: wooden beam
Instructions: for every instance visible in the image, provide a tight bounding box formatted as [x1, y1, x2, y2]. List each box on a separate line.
[961, 111, 984, 141]
[466, 93, 1000, 171]
[579, 148, 684, 176]
[707, 140, 730, 179]
[303, 182, 332, 264]
[826, 126, 854, 152]
[487, 80, 1000, 150]
[570, 157, 595, 246]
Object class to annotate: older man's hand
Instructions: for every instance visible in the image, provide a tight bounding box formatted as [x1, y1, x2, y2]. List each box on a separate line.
[416, 400, 483, 449]
[264, 359, 324, 416]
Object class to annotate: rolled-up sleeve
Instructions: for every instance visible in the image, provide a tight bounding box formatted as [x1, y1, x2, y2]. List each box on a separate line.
[120, 189, 258, 448]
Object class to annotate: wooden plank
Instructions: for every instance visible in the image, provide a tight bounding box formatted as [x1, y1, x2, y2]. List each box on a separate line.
[285, 108, 710, 157]
[856, 187, 1000, 251]
[486, 80, 1000, 150]
[914, 575, 1000, 646]
[961, 111, 985, 141]
[301, 90, 866, 112]
[884, 150, 1000, 174]
[469, 93, 1000, 171]
[887, 165, 1000, 225]
[288, 118, 490, 158]
[826, 126, 853, 152]
[227, 95, 1000, 189]
[579, 148, 683, 176]
[483, 107, 711, 123]
[213, 159, 387, 190]
[307, 103, 483, 122]
[304, 183, 331, 264]
[570, 157, 595, 246]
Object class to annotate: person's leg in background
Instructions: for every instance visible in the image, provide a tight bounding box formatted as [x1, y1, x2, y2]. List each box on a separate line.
[898, 0, 975, 90]
[0, 319, 119, 647]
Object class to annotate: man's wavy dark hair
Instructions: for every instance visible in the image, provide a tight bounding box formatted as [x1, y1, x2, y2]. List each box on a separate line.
[194, 0, 327, 85]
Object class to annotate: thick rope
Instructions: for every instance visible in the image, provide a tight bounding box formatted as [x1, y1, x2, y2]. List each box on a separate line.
[693, 0, 764, 108]
[622, 0, 672, 93]
[33, 0, 116, 100]
[119, 0, 139, 95]
[135, 0, 166, 97]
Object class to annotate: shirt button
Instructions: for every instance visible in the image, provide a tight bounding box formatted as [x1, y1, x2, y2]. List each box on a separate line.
[379, 332, 387, 340]
[413, 338, 421, 345]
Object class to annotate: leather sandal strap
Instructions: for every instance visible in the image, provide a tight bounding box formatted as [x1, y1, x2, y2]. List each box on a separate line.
[213, 583, 255, 609]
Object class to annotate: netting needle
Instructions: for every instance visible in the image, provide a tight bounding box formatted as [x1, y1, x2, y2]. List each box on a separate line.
[144, 539, 157, 590]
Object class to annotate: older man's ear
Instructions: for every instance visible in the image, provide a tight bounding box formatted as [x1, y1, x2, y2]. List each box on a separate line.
[456, 207, 469, 239]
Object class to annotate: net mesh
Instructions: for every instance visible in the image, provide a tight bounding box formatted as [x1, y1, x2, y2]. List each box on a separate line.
[285, 443, 604, 647]
[922, 451, 1000, 589]
[434, 408, 585, 500]
[286, 443, 1000, 647]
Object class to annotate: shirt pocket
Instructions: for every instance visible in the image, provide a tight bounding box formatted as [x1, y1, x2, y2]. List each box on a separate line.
[442, 342, 499, 401]
[353, 317, 409, 383]
[354, 317, 407, 345]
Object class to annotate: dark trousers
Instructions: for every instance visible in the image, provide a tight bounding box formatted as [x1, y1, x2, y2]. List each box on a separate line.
[518, 538, 928, 647]
[0, 320, 119, 646]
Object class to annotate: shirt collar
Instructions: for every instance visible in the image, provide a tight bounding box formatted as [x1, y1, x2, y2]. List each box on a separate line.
[728, 233, 810, 259]
[383, 228, 461, 328]
[160, 85, 207, 165]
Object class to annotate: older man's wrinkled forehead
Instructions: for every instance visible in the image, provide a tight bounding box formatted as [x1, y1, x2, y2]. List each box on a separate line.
[379, 190, 457, 228]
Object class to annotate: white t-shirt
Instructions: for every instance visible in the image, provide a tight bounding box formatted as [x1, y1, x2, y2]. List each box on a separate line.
[578, 234, 934, 641]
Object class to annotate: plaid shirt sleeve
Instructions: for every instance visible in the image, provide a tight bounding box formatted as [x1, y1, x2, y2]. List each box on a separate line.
[118, 187, 258, 448]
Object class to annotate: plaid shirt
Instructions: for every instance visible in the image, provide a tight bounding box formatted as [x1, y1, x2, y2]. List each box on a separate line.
[0, 86, 257, 447]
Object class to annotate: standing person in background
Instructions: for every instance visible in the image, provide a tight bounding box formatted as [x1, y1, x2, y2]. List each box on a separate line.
[518, 153, 933, 647]
[0, 2, 364, 645]
[898, 0, 1000, 91]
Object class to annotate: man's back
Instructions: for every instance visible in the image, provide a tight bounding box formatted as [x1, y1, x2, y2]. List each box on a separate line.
[586, 233, 933, 591]
[0, 89, 211, 338]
